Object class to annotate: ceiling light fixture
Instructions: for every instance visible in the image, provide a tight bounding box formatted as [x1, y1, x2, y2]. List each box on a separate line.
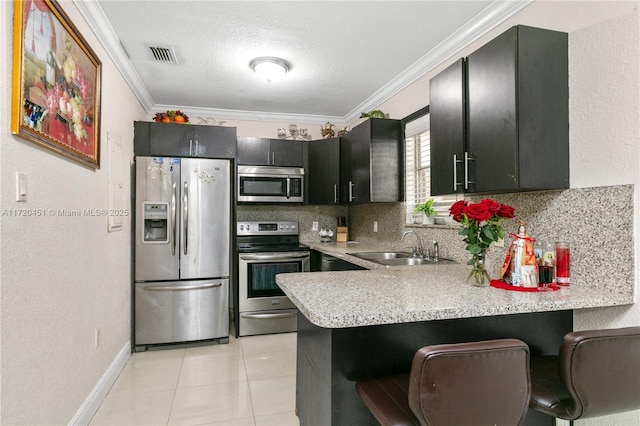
[250, 57, 290, 83]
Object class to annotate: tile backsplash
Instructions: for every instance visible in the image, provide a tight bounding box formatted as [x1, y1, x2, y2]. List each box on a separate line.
[237, 204, 347, 242]
[238, 184, 633, 294]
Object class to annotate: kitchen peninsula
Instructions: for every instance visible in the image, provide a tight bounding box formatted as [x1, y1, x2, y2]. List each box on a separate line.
[276, 245, 634, 426]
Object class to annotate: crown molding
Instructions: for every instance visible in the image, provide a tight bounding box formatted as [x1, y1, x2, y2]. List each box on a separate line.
[74, 0, 155, 112]
[75, 0, 533, 124]
[153, 105, 347, 126]
[344, 0, 534, 124]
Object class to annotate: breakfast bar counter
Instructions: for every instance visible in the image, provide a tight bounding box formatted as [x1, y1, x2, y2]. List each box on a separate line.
[276, 247, 634, 426]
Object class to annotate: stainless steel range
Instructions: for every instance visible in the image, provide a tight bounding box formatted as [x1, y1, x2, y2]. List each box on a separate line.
[236, 221, 309, 336]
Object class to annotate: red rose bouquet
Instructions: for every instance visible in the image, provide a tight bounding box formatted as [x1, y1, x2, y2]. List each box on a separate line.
[450, 199, 516, 285]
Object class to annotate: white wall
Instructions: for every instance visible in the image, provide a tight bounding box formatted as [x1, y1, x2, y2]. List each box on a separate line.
[0, 1, 147, 423]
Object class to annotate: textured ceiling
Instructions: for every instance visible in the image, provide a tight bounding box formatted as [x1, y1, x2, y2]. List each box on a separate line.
[78, 1, 532, 123]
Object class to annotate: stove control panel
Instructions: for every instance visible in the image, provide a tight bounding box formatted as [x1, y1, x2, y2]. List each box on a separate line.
[237, 221, 299, 236]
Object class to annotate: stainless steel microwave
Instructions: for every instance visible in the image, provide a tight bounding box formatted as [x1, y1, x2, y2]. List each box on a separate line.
[237, 165, 304, 203]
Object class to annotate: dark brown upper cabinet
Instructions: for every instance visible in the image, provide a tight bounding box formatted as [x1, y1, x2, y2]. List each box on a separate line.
[430, 25, 569, 196]
[340, 118, 403, 205]
[134, 121, 237, 159]
[236, 137, 305, 167]
[308, 137, 341, 205]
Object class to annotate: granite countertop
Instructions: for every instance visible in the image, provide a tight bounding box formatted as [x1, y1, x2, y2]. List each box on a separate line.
[276, 242, 635, 329]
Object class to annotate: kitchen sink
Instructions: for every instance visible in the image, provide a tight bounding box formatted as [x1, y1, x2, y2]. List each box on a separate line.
[348, 251, 412, 261]
[348, 251, 455, 266]
[374, 257, 456, 266]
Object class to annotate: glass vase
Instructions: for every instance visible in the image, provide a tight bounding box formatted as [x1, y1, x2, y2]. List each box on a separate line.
[468, 251, 491, 287]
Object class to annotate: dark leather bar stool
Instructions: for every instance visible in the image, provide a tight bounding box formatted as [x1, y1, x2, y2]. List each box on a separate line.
[355, 339, 531, 426]
[529, 326, 640, 422]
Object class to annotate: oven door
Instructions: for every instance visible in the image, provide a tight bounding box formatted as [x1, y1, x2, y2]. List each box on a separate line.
[238, 251, 310, 312]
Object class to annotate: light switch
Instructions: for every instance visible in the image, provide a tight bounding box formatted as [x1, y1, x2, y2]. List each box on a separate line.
[16, 172, 27, 202]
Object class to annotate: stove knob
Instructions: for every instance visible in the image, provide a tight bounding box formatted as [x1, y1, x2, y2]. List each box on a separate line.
[246, 224, 251, 231]
[239, 225, 244, 231]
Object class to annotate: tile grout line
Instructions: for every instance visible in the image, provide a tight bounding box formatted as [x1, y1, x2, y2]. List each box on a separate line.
[166, 349, 187, 425]
[239, 337, 259, 425]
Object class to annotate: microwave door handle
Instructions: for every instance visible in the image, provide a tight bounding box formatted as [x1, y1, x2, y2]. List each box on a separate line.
[171, 182, 177, 256]
[183, 181, 188, 255]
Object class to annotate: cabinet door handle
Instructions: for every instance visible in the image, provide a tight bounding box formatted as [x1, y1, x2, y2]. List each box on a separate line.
[453, 155, 463, 191]
[272, 151, 275, 165]
[464, 151, 475, 190]
[349, 181, 355, 202]
[334, 184, 338, 204]
[195, 139, 199, 156]
[189, 139, 193, 156]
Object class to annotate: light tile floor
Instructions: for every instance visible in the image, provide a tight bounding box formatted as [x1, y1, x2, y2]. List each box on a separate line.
[90, 333, 300, 426]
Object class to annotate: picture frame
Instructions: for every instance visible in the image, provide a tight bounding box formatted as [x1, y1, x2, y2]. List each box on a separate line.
[11, 0, 102, 169]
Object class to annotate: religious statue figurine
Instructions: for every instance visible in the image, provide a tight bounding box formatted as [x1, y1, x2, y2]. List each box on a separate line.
[500, 221, 538, 287]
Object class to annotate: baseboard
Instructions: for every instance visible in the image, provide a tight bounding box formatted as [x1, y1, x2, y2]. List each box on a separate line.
[69, 341, 131, 425]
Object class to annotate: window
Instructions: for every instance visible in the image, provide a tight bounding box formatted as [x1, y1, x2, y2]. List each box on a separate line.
[404, 109, 459, 224]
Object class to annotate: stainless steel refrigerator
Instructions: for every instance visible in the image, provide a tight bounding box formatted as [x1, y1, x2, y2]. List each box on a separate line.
[134, 156, 231, 350]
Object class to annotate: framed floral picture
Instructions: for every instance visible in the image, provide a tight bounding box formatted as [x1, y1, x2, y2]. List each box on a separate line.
[11, 0, 102, 169]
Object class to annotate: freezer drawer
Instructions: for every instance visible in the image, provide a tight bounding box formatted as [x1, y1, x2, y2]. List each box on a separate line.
[135, 279, 229, 345]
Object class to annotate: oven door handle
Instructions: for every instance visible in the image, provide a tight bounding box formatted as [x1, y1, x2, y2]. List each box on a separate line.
[240, 312, 297, 320]
[239, 253, 310, 261]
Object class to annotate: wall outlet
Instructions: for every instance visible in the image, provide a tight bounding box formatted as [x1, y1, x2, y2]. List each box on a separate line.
[373, 221, 378, 233]
[312, 221, 319, 231]
[94, 328, 100, 348]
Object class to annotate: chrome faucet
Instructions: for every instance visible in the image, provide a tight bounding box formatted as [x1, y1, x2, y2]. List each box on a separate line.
[432, 240, 439, 262]
[401, 230, 425, 258]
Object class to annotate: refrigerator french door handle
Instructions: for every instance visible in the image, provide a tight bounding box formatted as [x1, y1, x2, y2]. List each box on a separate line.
[183, 181, 188, 255]
[171, 182, 177, 256]
[143, 282, 222, 291]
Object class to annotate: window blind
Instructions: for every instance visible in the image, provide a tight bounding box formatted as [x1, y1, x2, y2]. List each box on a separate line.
[405, 113, 459, 224]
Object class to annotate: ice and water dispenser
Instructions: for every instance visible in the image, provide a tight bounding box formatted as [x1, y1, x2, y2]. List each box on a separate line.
[142, 202, 169, 243]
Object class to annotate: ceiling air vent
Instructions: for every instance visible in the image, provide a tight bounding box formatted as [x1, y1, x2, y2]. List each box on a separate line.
[146, 45, 178, 64]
